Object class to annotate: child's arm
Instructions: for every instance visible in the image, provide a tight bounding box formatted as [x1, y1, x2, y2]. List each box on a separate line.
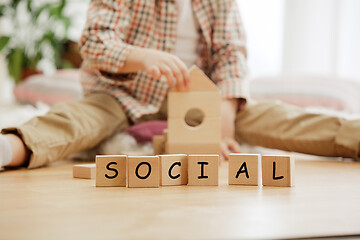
[220, 99, 241, 160]
[209, 1, 249, 159]
[209, 1, 249, 102]
[79, 0, 189, 90]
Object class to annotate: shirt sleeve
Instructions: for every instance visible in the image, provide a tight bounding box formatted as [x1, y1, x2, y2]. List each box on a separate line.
[210, 0, 250, 100]
[79, 0, 135, 74]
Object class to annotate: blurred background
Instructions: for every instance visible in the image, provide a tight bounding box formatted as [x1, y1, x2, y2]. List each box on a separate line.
[1, 0, 360, 112]
[238, 0, 360, 80]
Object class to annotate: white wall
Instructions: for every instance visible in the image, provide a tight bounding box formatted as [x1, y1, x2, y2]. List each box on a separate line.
[237, 0, 285, 78]
[336, 0, 360, 80]
[238, 0, 360, 82]
[282, 0, 339, 76]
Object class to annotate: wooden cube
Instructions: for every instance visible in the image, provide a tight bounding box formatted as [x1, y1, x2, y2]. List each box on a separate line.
[73, 164, 96, 179]
[128, 156, 160, 188]
[228, 154, 260, 186]
[153, 135, 165, 155]
[96, 155, 127, 187]
[159, 154, 188, 186]
[188, 155, 219, 186]
[163, 129, 168, 153]
[262, 155, 295, 187]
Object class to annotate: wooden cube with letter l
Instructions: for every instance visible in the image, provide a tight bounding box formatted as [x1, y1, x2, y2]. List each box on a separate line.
[167, 66, 221, 155]
[262, 155, 295, 187]
[96, 155, 127, 187]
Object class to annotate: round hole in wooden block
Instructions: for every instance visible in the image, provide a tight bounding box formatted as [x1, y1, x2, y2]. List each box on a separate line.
[184, 108, 205, 127]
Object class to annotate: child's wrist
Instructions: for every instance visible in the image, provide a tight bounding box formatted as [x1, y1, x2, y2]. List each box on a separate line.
[130, 47, 147, 70]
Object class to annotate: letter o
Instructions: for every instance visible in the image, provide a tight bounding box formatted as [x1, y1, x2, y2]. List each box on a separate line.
[135, 162, 152, 179]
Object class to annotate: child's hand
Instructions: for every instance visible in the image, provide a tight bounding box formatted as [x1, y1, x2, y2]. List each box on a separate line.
[122, 48, 189, 90]
[220, 137, 241, 160]
[220, 99, 241, 160]
[141, 49, 190, 91]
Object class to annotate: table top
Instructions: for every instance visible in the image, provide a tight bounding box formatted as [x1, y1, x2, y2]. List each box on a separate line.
[1, 159, 360, 240]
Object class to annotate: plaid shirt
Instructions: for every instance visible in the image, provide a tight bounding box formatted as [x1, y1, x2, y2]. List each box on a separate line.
[79, 0, 249, 122]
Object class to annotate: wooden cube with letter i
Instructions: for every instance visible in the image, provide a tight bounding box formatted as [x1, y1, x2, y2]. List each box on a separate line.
[188, 154, 219, 186]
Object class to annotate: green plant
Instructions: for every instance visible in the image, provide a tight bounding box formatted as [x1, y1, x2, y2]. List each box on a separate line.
[0, 0, 73, 83]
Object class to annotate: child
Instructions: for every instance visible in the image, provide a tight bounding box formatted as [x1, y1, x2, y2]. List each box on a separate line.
[1, 0, 360, 169]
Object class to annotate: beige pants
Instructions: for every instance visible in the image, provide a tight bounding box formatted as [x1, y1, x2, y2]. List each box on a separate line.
[2, 93, 360, 168]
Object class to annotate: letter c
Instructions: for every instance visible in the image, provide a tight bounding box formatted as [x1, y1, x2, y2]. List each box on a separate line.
[168, 162, 181, 179]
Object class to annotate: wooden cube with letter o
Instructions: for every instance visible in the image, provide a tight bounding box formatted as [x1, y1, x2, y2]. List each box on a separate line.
[127, 156, 160, 188]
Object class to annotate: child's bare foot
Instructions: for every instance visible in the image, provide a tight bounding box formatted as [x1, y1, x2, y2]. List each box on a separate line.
[0, 134, 13, 168]
[0, 134, 29, 168]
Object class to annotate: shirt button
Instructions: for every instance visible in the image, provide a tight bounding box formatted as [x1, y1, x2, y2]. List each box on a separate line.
[166, 41, 173, 49]
[168, 4, 176, 13]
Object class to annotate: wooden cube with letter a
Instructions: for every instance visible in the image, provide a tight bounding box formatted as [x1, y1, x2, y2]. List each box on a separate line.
[262, 155, 295, 187]
[188, 155, 219, 186]
[229, 154, 261, 186]
[128, 156, 160, 188]
[96, 155, 127, 187]
[159, 154, 188, 186]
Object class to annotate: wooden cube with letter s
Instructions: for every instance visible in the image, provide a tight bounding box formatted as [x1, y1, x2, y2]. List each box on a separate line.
[96, 155, 127, 187]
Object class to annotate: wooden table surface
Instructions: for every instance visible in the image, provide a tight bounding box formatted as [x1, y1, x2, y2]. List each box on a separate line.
[1, 159, 360, 240]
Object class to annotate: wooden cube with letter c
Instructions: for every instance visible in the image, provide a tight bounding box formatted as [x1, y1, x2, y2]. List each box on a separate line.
[128, 156, 160, 188]
[159, 154, 188, 186]
[96, 155, 127, 187]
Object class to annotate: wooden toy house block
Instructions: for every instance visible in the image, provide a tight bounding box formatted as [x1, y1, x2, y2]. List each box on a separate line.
[159, 154, 188, 186]
[128, 156, 160, 188]
[167, 66, 221, 155]
[188, 155, 219, 186]
[163, 129, 168, 153]
[262, 155, 295, 187]
[153, 135, 165, 155]
[228, 154, 261, 186]
[73, 164, 96, 179]
[96, 155, 127, 187]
